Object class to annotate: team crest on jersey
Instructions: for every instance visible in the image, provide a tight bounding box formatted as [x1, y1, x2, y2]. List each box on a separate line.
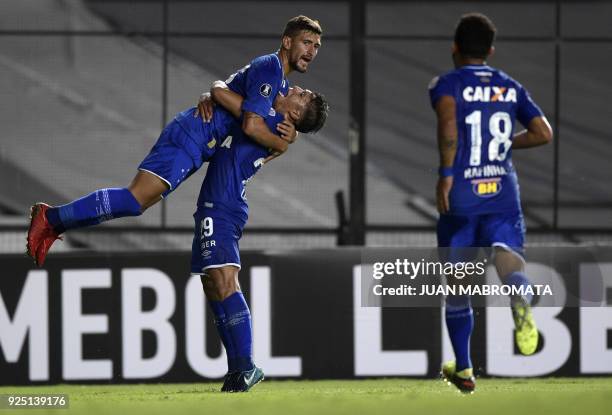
[472, 178, 502, 198]
[260, 83, 272, 97]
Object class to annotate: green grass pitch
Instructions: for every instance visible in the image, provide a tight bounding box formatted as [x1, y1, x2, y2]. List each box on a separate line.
[1, 378, 611, 415]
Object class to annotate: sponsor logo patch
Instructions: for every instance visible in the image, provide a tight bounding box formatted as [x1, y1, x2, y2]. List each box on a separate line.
[472, 178, 502, 198]
[462, 86, 517, 102]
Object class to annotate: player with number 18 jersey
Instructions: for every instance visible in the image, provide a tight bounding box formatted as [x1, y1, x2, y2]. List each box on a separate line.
[429, 65, 543, 216]
[430, 14, 553, 394]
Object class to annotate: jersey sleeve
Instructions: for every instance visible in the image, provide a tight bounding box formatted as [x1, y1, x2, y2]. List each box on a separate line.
[516, 86, 544, 127]
[428, 74, 455, 108]
[242, 56, 281, 118]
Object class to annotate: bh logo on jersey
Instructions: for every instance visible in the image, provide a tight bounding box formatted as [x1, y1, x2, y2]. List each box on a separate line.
[472, 178, 502, 198]
[463, 86, 517, 103]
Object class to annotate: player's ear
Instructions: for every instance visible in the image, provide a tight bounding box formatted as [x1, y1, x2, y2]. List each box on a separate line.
[488, 46, 495, 58]
[282, 35, 292, 50]
[452, 42, 458, 54]
[289, 109, 301, 123]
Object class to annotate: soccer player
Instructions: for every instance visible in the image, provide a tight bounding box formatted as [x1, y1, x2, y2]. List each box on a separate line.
[192, 82, 328, 392]
[429, 13, 553, 393]
[26, 15, 323, 266]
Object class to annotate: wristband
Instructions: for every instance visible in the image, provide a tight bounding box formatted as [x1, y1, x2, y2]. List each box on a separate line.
[438, 166, 454, 177]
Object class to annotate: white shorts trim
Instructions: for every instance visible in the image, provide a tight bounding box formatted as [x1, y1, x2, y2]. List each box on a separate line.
[191, 263, 242, 276]
[492, 242, 526, 265]
[138, 168, 172, 190]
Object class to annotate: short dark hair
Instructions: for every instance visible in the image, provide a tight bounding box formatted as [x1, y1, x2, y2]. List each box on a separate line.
[282, 15, 323, 38]
[296, 93, 329, 134]
[454, 13, 496, 59]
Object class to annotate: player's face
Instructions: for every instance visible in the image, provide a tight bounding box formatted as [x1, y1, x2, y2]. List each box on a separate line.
[285, 86, 314, 119]
[288, 31, 321, 73]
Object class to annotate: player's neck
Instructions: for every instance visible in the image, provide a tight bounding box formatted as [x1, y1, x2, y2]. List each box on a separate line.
[277, 50, 292, 76]
[456, 57, 487, 68]
[273, 94, 288, 114]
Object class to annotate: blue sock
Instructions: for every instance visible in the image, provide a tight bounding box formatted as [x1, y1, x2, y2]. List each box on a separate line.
[505, 271, 533, 304]
[445, 295, 473, 372]
[208, 300, 238, 373]
[45, 188, 141, 233]
[221, 292, 254, 372]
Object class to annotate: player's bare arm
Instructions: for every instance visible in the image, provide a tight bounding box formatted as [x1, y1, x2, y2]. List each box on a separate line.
[512, 116, 553, 149]
[242, 112, 291, 153]
[435, 95, 458, 214]
[262, 113, 298, 164]
[210, 81, 243, 118]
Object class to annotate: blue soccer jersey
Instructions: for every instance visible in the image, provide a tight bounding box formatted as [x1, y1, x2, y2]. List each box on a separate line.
[225, 53, 289, 118]
[429, 65, 543, 215]
[190, 112, 284, 273]
[196, 111, 285, 225]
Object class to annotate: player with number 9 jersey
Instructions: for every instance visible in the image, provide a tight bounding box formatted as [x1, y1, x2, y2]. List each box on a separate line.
[429, 65, 543, 215]
[190, 112, 284, 272]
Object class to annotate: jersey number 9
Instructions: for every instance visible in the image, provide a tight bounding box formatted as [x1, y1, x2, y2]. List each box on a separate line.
[200, 217, 214, 238]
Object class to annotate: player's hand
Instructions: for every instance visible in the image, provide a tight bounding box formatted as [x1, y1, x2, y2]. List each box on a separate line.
[436, 176, 453, 214]
[277, 118, 298, 143]
[195, 92, 214, 122]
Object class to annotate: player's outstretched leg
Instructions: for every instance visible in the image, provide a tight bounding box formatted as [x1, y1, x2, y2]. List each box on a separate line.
[26, 187, 142, 266]
[443, 294, 475, 393]
[25, 172, 171, 266]
[506, 271, 538, 355]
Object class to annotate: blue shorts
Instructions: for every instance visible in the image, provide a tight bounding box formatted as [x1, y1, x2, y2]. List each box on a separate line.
[437, 211, 526, 257]
[190, 207, 245, 274]
[138, 120, 213, 197]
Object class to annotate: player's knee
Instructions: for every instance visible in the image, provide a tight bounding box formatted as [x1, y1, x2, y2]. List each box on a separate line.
[203, 271, 238, 300]
[216, 275, 238, 300]
[494, 247, 524, 278]
[126, 188, 159, 213]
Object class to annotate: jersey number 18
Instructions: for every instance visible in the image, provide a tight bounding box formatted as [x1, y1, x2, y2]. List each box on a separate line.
[465, 110, 512, 166]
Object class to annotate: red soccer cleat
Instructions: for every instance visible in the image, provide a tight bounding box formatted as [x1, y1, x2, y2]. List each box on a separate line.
[26, 203, 62, 267]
